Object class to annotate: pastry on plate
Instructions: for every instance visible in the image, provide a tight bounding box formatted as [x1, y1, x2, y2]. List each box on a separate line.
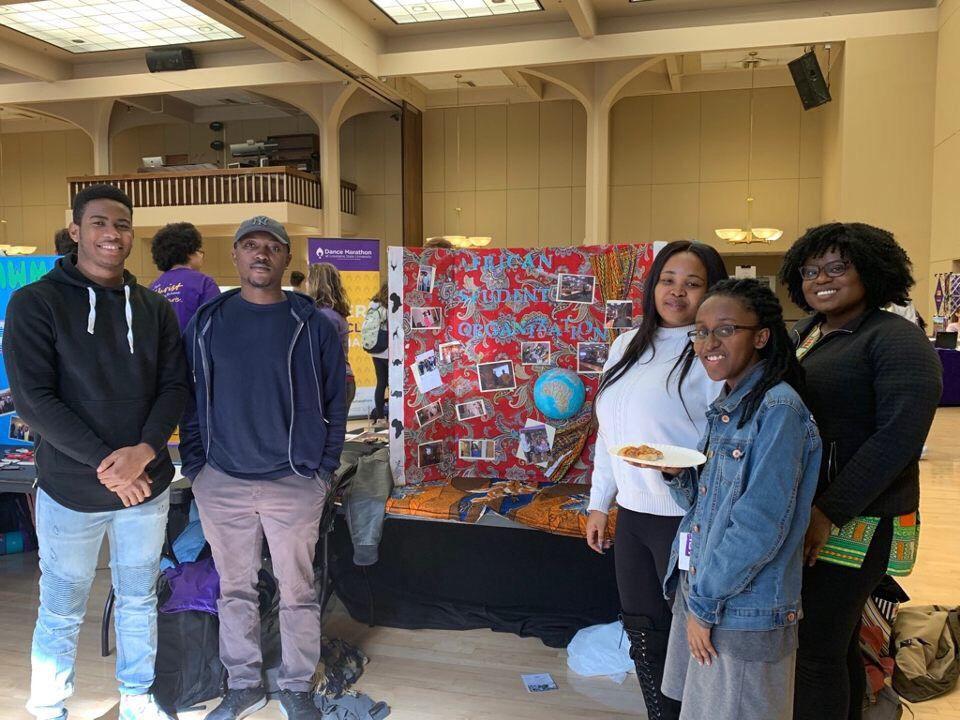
[620, 444, 664, 462]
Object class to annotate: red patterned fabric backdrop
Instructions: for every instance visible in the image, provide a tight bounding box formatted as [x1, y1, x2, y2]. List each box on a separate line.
[390, 244, 656, 485]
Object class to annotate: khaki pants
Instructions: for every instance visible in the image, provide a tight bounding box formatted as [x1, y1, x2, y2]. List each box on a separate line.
[193, 464, 329, 692]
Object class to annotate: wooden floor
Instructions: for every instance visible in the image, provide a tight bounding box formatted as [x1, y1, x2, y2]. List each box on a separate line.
[0, 408, 958, 719]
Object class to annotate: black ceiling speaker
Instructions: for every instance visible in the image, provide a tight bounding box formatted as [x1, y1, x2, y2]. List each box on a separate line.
[788, 51, 831, 110]
[145, 47, 196, 73]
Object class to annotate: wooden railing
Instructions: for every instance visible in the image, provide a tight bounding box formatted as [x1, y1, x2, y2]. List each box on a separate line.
[68, 167, 322, 210]
[340, 180, 358, 216]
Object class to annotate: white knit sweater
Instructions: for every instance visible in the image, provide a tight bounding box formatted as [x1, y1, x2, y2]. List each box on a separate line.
[589, 325, 723, 516]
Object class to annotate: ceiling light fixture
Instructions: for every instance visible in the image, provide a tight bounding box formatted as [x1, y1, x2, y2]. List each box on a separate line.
[714, 52, 783, 246]
[369, 0, 542, 25]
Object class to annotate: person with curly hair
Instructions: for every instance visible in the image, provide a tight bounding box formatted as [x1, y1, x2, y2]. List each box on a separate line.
[779, 223, 942, 720]
[53, 227, 75, 255]
[149, 222, 220, 331]
[306, 262, 356, 415]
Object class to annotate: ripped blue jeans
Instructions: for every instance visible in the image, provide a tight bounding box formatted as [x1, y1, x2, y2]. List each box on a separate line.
[28, 488, 169, 720]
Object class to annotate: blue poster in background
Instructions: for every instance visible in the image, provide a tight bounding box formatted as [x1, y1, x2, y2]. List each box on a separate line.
[0, 256, 58, 447]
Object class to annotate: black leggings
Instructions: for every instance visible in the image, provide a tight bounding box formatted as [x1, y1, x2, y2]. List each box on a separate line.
[371, 357, 389, 420]
[614, 506, 682, 627]
[794, 517, 894, 720]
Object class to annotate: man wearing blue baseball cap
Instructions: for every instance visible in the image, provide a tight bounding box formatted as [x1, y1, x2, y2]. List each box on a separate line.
[179, 216, 346, 720]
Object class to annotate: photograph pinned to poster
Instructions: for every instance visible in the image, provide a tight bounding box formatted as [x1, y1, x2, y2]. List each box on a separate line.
[412, 349, 443, 393]
[458, 439, 496, 461]
[522, 673, 558, 693]
[416, 401, 443, 428]
[604, 300, 634, 330]
[418, 440, 444, 468]
[438, 340, 466, 365]
[520, 341, 551, 366]
[516, 419, 556, 467]
[556, 273, 596, 304]
[0, 388, 14, 415]
[9, 416, 34, 443]
[416, 264, 436, 293]
[411, 306, 442, 330]
[477, 360, 517, 393]
[577, 342, 609, 374]
[456, 399, 487, 421]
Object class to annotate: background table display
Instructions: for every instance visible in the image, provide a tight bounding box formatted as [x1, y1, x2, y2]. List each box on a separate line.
[388, 244, 659, 485]
[938, 348, 960, 406]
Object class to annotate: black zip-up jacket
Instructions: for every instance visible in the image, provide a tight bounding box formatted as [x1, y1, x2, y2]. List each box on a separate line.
[2, 256, 188, 512]
[791, 308, 942, 527]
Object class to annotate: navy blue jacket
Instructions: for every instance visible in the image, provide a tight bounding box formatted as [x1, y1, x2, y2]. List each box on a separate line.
[179, 289, 347, 482]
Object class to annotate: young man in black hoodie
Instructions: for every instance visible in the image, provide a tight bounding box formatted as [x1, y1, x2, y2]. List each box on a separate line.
[3, 184, 187, 720]
[180, 216, 346, 720]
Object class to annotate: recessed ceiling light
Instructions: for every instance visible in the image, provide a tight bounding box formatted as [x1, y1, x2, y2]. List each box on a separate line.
[369, 0, 542, 24]
[0, 0, 242, 53]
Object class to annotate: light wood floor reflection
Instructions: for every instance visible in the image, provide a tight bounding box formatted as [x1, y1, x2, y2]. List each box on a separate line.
[0, 409, 957, 719]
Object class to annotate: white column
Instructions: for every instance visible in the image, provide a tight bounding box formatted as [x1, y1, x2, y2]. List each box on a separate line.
[583, 104, 610, 246]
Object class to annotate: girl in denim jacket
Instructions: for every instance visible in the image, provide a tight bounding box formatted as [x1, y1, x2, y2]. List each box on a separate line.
[658, 279, 822, 720]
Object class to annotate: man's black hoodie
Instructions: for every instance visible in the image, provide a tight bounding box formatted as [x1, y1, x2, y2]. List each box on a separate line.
[2, 255, 188, 512]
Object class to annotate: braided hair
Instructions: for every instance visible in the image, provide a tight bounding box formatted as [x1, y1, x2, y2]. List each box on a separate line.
[703, 278, 805, 428]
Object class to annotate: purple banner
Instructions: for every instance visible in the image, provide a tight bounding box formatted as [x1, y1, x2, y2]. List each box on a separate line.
[307, 238, 380, 272]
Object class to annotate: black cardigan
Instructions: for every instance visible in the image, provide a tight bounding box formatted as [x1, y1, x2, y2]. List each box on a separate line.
[791, 309, 942, 527]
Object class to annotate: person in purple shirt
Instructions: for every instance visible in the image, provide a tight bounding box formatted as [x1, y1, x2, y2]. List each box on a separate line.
[150, 222, 220, 331]
[305, 262, 355, 415]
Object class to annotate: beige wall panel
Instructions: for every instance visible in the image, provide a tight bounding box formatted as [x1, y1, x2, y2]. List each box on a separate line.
[423, 191, 445, 238]
[572, 186, 586, 245]
[475, 189, 507, 247]
[422, 109, 445, 193]
[19, 134, 45, 206]
[356, 114, 386, 196]
[111, 129, 141, 174]
[22, 203, 46, 251]
[538, 187, 572, 247]
[750, 178, 800, 244]
[935, 6, 960, 145]
[475, 105, 507, 191]
[164, 124, 190, 156]
[507, 103, 539, 189]
[138, 125, 165, 158]
[652, 93, 700, 185]
[385, 118, 403, 196]
[42, 133, 68, 206]
[931, 133, 960, 263]
[941, 0, 960, 28]
[609, 96, 653, 187]
[444, 107, 476, 193]
[539, 101, 573, 189]
[749, 87, 801, 180]
[609, 185, 652, 245]
[239, 120, 271, 145]
[383, 194, 403, 249]
[572, 104, 587, 188]
[0, 206, 24, 246]
[506, 188, 538, 244]
[444, 191, 476, 237]
[700, 89, 750, 183]
[339, 121, 357, 185]
[651, 183, 700, 241]
[356, 194, 386, 241]
[798, 178, 822, 237]
[799, 104, 825, 179]
[698, 180, 749, 243]
[1, 136, 22, 207]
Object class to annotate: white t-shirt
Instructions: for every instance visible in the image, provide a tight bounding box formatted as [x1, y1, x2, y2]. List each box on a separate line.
[368, 301, 388, 360]
[589, 325, 724, 517]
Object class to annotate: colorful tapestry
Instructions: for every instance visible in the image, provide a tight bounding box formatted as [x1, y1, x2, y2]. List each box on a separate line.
[387, 244, 658, 486]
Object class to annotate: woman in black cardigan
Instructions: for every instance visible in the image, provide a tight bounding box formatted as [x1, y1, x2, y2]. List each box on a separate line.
[779, 223, 942, 720]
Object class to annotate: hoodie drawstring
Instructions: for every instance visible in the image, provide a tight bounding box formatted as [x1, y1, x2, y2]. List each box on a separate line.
[85, 285, 135, 354]
[86, 287, 97, 335]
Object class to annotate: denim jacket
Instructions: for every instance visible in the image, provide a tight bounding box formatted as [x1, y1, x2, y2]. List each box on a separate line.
[663, 362, 822, 631]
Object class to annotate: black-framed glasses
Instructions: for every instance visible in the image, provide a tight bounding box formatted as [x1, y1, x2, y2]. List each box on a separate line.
[687, 325, 759, 342]
[799, 260, 851, 281]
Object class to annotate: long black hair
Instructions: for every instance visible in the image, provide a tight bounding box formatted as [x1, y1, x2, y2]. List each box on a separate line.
[702, 278, 805, 427]
[597, 240, 728, 402]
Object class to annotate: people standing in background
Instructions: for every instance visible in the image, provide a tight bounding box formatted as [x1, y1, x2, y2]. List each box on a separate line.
[947, 311, 960, 334]
[179, 216, 346, 720]
[306, 262, 356, 415]
[54, 227, 75, 256]
[289, 270, 306, 292]
[4, 184, 187, 720]
[149, 222, 220, 332]
[586, 240, 727, 720]
[779, 223, 942, 720]
[365, 282, 389, 428]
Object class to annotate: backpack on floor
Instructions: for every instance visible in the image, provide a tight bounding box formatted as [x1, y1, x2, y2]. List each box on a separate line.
[361, 304, 388, 354]
[892, 604, 960, 703]
[861, 576, 910, 718]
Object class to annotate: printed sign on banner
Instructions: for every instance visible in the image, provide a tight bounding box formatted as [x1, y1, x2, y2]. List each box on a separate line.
[307, 238, 381, 419]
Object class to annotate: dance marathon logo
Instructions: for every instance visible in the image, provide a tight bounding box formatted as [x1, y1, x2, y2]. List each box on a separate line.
[307, 238, 379, 272]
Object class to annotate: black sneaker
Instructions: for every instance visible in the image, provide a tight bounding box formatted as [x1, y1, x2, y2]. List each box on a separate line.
[278, 690, 322, 720]
[203, 687, 268, 720]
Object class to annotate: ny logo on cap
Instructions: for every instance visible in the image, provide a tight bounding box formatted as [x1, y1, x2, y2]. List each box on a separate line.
[250, 216, 272, 226]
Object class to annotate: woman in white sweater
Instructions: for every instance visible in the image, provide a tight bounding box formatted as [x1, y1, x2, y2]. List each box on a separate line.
[586, 241, 726, 720]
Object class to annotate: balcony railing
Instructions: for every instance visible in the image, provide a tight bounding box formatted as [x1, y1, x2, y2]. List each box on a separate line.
[67, 168, 359, 215]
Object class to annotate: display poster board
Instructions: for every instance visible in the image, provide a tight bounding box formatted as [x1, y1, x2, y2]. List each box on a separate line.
[388, 243, 660, 486]
[307, 238, 381, 419]
[934, 272, 960, 329]
[0, 256, 59, 447]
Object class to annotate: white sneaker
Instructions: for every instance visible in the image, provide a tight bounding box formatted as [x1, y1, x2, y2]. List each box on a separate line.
[119, 694, 175, 720]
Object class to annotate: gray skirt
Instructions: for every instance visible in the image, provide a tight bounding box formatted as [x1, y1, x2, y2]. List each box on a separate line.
[662, 594, 796, 720]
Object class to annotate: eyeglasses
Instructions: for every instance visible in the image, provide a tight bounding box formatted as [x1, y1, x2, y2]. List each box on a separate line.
[799, 260, 851, 281]
[687, 325, 759, 342]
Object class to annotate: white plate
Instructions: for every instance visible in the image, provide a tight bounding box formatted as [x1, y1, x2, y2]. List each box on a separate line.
[608, 443, 707, 469]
